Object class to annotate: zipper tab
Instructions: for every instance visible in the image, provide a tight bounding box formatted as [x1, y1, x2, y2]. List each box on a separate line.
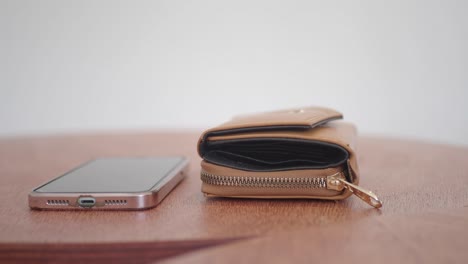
[327, 174, 382, 209]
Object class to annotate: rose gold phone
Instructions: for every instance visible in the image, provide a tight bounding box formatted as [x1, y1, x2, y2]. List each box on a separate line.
[29, 157, 189, 210]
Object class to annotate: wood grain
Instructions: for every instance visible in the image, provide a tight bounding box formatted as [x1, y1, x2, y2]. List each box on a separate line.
[0, 238, 242, 264]
[0, 132, 467, 263]
[161, 208, 468, 264]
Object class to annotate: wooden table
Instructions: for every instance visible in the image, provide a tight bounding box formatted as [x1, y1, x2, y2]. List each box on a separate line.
[0, 132, 467, 263]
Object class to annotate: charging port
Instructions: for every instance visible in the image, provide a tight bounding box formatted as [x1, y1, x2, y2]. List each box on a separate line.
[78, 197, 96, 208]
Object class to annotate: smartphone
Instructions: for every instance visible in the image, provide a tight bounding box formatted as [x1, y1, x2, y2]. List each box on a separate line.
[29, 157, 189, 210]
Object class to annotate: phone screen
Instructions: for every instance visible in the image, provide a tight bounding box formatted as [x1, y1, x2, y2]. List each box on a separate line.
[34, 157, 185, 193]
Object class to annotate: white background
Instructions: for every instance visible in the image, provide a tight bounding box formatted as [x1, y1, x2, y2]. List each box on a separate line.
[1, 0, 467, 145]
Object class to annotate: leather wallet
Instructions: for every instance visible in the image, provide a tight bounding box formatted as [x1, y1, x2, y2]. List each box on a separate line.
[197, 106, 382, 208]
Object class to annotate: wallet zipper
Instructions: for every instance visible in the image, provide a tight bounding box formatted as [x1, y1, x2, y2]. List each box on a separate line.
[201, 171, 382, 208]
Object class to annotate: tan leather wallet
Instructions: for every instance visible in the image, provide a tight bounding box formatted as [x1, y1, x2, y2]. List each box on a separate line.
[197, 106, 382, 208]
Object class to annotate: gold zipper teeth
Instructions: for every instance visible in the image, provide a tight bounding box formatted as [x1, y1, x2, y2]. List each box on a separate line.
[201, 171, 327, 188]
[201, 170, 383, 209]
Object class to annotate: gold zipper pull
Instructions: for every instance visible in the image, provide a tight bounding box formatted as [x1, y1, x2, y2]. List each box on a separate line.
[327, 174, 382, 209]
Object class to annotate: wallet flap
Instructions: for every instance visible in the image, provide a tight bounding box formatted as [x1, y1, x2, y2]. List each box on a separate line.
[200, 106, 342, 141]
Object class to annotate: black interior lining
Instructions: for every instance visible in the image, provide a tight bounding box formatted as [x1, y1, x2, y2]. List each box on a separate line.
[202, 138, 349, 172]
